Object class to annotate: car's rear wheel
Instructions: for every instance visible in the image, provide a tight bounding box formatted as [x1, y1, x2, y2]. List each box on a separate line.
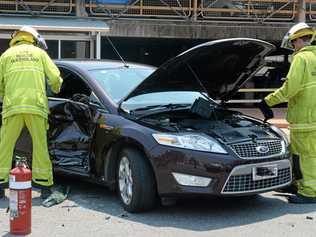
[117, 148, 157, 212]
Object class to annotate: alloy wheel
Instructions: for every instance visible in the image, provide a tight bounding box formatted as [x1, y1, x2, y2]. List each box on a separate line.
[118, 156, 133, 205]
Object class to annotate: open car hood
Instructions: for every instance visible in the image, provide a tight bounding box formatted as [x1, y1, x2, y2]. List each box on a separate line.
[123, 38, 275, 103]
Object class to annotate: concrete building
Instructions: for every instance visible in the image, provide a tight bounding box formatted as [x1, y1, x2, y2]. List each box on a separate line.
[0, 0, 313, 104]
[0, 1, 313, 60]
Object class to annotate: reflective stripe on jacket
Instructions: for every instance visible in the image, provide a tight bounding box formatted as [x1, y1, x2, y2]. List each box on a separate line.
[265, 45, 316, 131]
[0, 41, 63, 119]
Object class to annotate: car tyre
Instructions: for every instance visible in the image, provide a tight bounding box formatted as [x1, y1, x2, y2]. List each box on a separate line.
[117, 148, 157, 212]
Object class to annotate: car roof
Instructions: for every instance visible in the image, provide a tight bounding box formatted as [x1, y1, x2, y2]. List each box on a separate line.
[54, 59, 156, 71]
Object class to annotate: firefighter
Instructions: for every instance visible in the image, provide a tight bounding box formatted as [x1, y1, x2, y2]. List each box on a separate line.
[258, 22, 316, 203]
[0, 26, 63, 199]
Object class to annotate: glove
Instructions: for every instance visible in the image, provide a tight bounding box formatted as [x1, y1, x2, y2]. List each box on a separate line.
[257, 100, 274, 122]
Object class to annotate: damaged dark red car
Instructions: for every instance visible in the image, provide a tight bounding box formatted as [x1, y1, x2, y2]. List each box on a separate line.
[3, 38, 292, 212]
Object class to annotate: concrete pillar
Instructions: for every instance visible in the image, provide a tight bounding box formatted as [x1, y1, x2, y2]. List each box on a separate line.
[76, 42, 87, 58]
[90, 36, 95, 59]
[96, 32, 101, 59]
[76, 0, 88, 17]
[76, 0, 88, 58]
[58, 40, 61, 59]
[192, 0, 198, 21]
[296, 0, 306, 22]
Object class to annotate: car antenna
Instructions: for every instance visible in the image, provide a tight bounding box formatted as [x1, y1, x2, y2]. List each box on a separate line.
[105, 35, 129, 68]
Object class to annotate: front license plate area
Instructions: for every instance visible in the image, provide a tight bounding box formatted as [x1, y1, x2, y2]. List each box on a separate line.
[252, 165, 278, 181]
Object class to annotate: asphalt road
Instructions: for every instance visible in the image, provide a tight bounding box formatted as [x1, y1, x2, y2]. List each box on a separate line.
[1, 178, 316, 237]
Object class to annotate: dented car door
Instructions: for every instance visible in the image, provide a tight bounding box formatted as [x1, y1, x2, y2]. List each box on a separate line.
[48, 98, 98, 173]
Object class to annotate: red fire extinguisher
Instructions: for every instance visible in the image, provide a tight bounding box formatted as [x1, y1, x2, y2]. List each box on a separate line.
[9, 158, 32, 235]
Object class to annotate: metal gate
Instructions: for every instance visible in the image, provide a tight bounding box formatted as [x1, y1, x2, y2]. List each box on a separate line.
[87, 0, 191, 19]
[0, 0, 74, 15]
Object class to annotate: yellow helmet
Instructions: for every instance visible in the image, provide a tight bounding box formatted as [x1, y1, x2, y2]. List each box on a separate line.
[10, 26, 48, 50]
[281, 22, 315, 50]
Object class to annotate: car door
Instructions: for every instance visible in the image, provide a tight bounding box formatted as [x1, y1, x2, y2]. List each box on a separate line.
[47, 66, 99, 175]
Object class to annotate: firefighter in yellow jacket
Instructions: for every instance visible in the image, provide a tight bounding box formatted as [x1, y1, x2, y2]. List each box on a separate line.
[0, 26, 63, 199]
[258, 22, 316, 203]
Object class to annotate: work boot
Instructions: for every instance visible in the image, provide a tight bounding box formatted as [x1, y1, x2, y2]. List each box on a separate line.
[40, 187, 52, 200]
[0, 188, 4, 199]
[288, 194, 316, 204]
[32, 182, 53, 200]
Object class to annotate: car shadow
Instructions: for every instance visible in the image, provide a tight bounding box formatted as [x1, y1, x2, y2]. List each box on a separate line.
[29, 177, 316, 232]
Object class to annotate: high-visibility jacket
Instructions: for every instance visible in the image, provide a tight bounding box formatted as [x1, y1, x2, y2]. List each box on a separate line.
[265, 45, 316, 131]
[0, 40, 62, 119]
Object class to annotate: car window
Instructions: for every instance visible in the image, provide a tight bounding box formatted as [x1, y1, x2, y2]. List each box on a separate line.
[90, 67, 154, 103]
[89, 92, 102, 106]
[52, 67, 92, 100]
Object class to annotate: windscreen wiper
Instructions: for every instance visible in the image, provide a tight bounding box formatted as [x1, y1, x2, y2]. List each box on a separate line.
[131, 103, 191, 113]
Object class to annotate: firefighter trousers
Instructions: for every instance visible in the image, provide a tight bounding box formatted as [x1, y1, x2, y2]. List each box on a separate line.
[0, 114, 53, 187]
[291, 130, 316, 197]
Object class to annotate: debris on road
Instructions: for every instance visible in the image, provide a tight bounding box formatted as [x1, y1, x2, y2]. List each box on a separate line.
[61, 205, 79, 208]
[118, 213, 129, 218]
[306, 216, 314, 220]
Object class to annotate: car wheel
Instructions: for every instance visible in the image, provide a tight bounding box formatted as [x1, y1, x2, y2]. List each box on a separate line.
[117, 148, 157, 212]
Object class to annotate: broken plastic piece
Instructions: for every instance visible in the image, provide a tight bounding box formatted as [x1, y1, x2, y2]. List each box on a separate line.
[42, 186, 70, 208]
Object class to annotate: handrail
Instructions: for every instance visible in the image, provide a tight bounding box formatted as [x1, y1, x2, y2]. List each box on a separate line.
[225, 88, 277, 104]
[238, 88, 277, 92]
[85, 0, 298, 21]
[0, 0, 312, 23]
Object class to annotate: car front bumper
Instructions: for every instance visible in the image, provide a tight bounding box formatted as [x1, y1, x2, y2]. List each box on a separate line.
[149, 146, 292, 197]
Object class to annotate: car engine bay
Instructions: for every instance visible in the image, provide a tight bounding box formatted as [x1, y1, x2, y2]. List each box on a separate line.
[139, 98, 279, 143]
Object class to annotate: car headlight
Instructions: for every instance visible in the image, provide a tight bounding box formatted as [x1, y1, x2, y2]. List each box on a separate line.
[152, 133, 227, 153]
[270, 125, 290, 147]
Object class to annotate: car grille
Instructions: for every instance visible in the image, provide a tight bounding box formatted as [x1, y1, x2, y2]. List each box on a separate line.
[229, 140, 283, 159]
[222, 161, 291, 194]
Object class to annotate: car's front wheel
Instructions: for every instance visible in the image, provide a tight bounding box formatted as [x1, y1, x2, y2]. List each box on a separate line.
[117, 148, 157, 212]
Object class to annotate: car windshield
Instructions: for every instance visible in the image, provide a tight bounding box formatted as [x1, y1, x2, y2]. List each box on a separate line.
[89, 67, 154, 102]
[89, 67, 216, 112]
[121, 91, 215, 112]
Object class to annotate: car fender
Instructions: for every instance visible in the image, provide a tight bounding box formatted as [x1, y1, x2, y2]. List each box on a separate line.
[101, 136, 158, 188]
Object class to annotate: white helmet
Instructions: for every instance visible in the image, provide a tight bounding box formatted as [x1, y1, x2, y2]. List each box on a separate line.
[19, 26, 39, 39]
[281, 22, 315, 50]
[15, 26, 48, 50]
